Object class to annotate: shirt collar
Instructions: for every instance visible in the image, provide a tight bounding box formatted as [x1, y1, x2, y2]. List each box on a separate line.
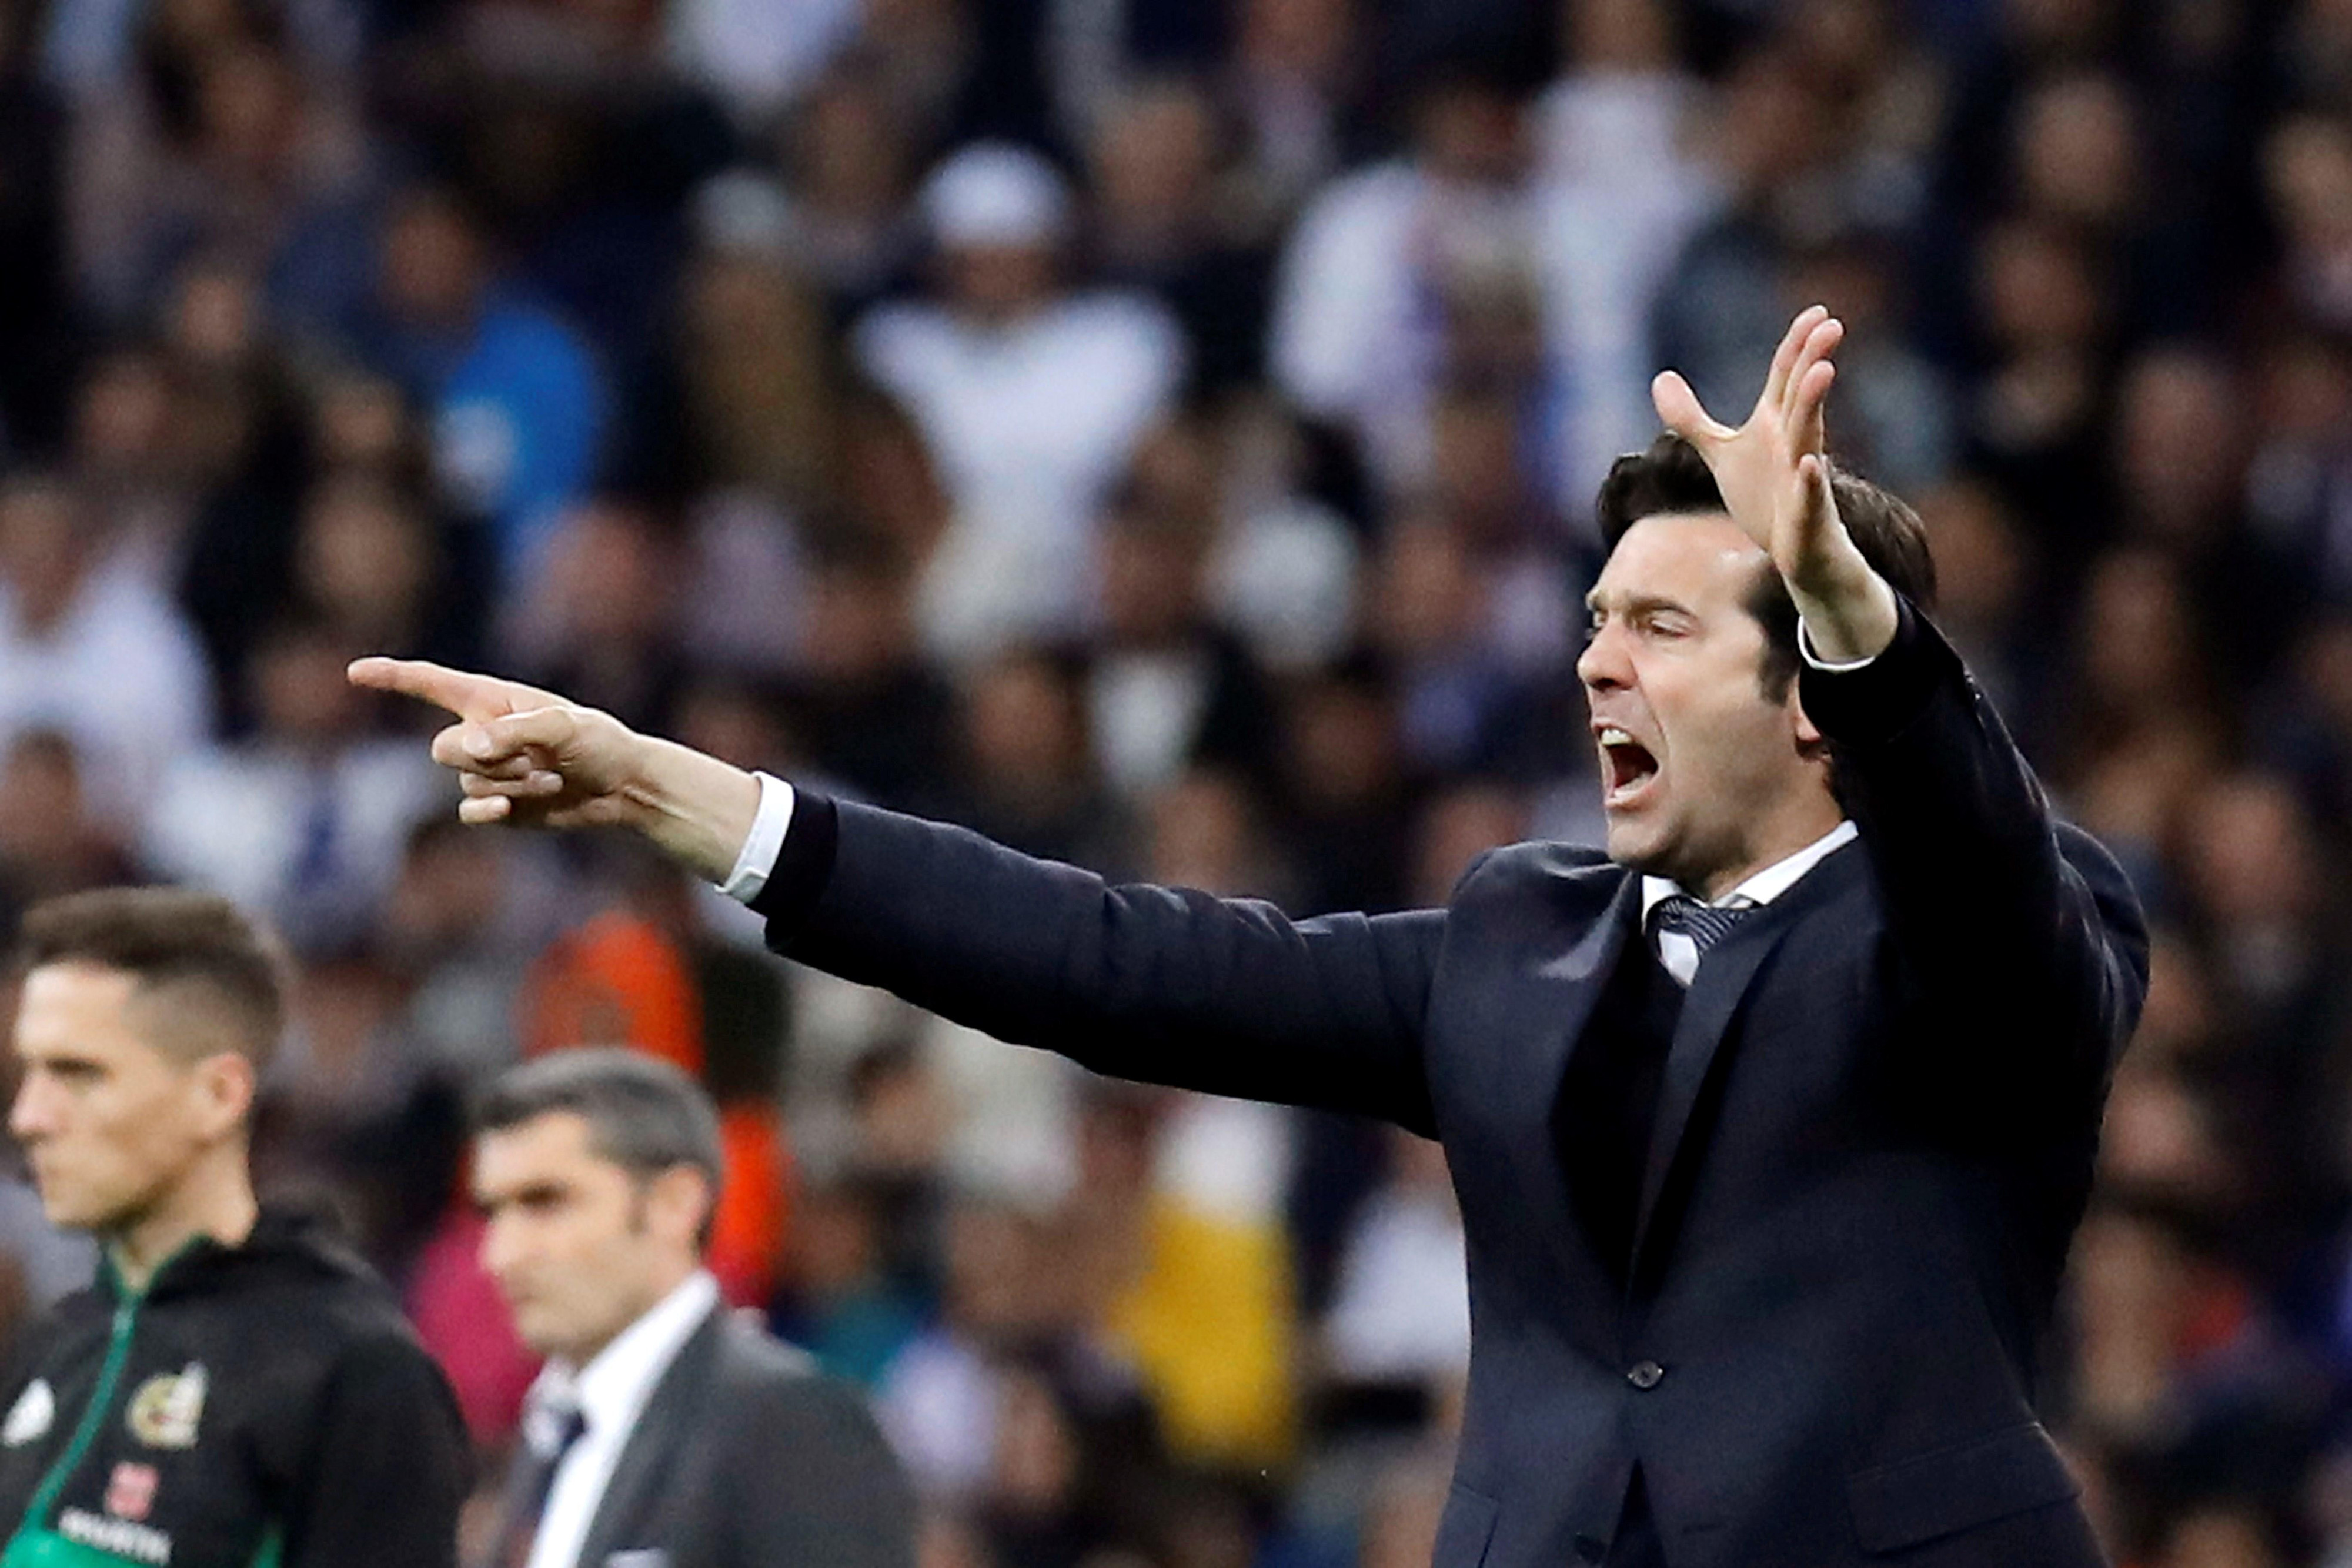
[532, 1269, 720, 1441]
[1640, 820, 1858, 921]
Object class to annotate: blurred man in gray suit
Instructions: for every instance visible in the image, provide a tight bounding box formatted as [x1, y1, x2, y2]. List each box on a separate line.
[469, 1049, 914, 1568]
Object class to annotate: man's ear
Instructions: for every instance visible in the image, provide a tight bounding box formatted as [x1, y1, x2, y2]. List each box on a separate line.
[644, 1165, 713, 1252]
[1790, 688, 1828, 757]
[191, 1051, 255, 1142]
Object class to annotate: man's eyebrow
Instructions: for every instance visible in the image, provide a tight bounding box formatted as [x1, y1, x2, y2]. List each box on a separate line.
[1586, 591, 1695, 618]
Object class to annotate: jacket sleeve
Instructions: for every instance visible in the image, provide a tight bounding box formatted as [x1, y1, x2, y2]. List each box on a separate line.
[754, 796, 1448, 1135]
[279, 1333, 469, 1568]
[1799, 599, 2149, 1088]
[723, 1373, 916, 1568]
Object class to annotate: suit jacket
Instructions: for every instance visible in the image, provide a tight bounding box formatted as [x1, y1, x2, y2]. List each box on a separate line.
[562, 1306, 914, 1568]
[753, 603, 2149, 1567]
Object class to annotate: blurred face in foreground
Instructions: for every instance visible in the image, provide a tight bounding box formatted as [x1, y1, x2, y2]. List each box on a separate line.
[9, 964, 250, 1236]
[474, 1111, 706, 1364]
[1576, 513, 1837, 898]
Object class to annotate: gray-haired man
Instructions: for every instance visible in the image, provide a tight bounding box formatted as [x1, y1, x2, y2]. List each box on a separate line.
[470, 1048, 913, 1568]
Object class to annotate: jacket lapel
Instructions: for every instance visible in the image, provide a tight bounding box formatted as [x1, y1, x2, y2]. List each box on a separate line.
[574, 1306, 725, 1568]
[1511, 872, 1642, 1287]
[1626, 842, 1869, 1275]
[1526, 872, 1643, 1108]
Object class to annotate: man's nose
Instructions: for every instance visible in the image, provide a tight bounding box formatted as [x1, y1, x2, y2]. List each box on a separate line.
[9, 1078, 55, 1142]
[477, 1213, 524, 1285]
[1577, 623, 1630, 692]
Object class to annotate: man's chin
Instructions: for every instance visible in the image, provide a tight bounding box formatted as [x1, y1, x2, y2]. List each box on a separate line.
[1601, 819, 1671, 875]
[503, 1304, 571, 1360]
[37, 1197, 119, 1235]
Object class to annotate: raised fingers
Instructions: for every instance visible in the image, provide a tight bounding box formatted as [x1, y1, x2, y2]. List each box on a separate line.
[1761, 306, 1831, 417]
[1786, 354, 1839, 459]
[1778, 316, 1845, 434]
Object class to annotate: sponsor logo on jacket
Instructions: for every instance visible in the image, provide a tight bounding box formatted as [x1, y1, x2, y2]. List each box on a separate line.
[2, 1380, 54, 1447]
[60, 1507, 172, 1564]
[107, 1461, 160, 1521]
[126, 1364, 206, 1450]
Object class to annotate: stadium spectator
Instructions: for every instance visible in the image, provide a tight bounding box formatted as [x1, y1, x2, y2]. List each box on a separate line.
[1066, 1084, 1298, 1474]
[499, 494, 689, 733]
[1270, 59, 1538, 497]
[953, 646, 1128, 869]
[1318, 1126, 1470, 1416]
[773, 66, 920, 310]
[0, 730, 136, 931]
[1529, 0, 1715, 507]
[66, 22, 375, 330]
[1085, 468, 1281, 803]
[0, 474, 212, 827]
[855, 142, 1186, 662]
[770, 1172, 925, 1385]
[142, 613, 447, 953]
[1085, 76, 1276, 400]
[347, 185, 608, 581]
[786, 523, 957, 806]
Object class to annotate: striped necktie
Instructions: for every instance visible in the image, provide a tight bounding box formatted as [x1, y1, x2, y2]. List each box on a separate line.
[1648, 895, 1755, 965]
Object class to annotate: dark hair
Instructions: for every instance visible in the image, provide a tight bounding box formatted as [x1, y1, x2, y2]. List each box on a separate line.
[801, 517, 913, 586]
[474, 1048, 724, 1246]
[17, 887, 289, 1072]
[1593, 433, 1938, 697]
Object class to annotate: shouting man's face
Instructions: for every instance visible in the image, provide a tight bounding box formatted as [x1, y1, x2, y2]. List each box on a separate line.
[1578, 513, 1839, 899]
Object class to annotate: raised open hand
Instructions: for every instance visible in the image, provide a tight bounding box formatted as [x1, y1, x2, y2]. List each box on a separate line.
[347, 657, 642, 829]
[1651, 306, 1897, 660]
[1651, 306, 1861, 599]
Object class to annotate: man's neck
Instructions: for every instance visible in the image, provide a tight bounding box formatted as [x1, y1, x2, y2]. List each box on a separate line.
[108, 1157, 258, 1294]
[557, 1263, 703, 1372]
[1688, 814, 1850, 904]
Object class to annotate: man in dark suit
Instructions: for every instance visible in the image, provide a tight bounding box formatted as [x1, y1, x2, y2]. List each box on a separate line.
[360, 309, 2148, 1566]
[467, 1048, 914, 1568]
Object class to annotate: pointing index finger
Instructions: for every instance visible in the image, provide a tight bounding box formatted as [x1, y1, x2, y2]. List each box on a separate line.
[349, 657, 523, 722]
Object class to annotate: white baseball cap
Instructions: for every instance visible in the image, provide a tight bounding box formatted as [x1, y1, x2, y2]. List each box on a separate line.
[920, 142, 1071, 249]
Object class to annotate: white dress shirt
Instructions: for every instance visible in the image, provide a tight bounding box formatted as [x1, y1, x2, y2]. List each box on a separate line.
[1639, 820, 1859, 987]
[523, 1270, 721, 1568]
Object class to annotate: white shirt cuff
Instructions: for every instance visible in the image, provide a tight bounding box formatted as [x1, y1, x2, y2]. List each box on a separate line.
[719, 772, 795, 904]
[1796, 618, 1880, 673]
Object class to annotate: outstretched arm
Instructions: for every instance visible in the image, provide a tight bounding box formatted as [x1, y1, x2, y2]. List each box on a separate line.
[348, 659, 1448, 1130]
[346, 658, 761, 880]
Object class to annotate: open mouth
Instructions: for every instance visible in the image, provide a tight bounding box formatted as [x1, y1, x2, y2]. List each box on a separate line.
[1596, 726, 1661, 809]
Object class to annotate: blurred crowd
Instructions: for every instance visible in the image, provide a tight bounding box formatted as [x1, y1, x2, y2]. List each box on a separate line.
[0, 0, 2346, 1561]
